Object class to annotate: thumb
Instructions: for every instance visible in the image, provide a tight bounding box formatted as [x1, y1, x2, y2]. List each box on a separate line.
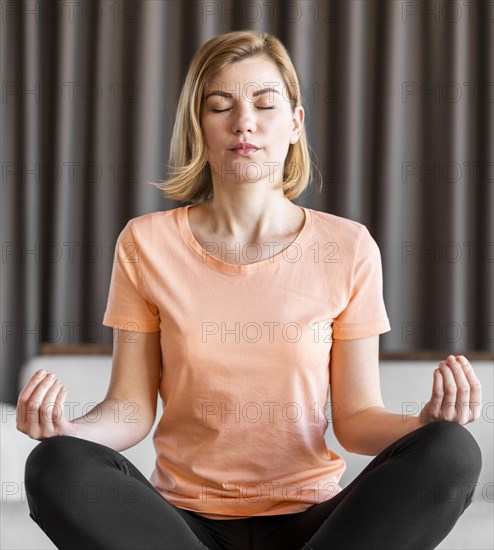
[419, 367, 444, 424]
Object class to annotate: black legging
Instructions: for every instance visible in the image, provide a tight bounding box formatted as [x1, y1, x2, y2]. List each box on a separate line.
[25, 420, 482, 550]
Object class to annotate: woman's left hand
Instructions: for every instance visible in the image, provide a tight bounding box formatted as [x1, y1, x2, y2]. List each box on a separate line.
[418, 355, 482, 427]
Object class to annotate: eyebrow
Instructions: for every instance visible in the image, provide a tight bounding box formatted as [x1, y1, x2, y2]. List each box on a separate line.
[204, 87, 281, 100]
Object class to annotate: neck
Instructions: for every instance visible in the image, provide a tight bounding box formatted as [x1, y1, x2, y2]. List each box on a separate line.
[200, 194, 298, 242]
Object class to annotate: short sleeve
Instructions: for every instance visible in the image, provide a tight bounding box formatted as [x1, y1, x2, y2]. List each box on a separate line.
[102, 221, 161, 332]
[332, 226, 391, 340]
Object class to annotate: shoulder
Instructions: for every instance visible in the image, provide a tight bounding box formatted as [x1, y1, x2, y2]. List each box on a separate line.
[119, 207, 182, 242]
[308, 208, 369, 246]
[307, 208, 382, 268]
[113, 208, 184, 267]
[126, 209, 175, 231]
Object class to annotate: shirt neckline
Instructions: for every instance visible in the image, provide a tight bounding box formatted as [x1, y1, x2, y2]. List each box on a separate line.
[178, 204, 311, 274]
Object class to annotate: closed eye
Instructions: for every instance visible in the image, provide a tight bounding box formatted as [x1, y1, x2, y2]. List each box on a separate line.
[211, 107, 276, 112]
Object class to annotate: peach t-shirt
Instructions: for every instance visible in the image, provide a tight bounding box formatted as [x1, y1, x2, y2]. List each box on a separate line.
[102, 205, 391, 520]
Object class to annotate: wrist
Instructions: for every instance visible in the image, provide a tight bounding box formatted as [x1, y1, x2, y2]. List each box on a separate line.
[66, 419, 83, 438]
[414, 413, 429, 430]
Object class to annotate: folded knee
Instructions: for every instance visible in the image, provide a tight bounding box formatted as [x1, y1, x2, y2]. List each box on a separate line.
[25, 436, 90, 494]
[418, 420, 482, 480]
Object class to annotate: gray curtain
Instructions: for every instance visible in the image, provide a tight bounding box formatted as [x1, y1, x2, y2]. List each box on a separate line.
[1, 0, 492, 403]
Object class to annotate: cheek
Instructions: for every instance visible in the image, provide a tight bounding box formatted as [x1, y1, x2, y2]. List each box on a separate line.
[202, 120, 222, 144]
[264, 119, 290, 140]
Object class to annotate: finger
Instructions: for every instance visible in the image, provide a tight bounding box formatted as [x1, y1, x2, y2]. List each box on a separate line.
[41, 379, 64, 429]
[446, 355, 471, 424]
[17, 370, 47, 412]
[427, 367, 444, 421]
[52, 384, 68, 426]
[16, 370, 51, 436]
[23, 373, 59, 426]
[440, 359, 459, 422]
[445, 355, 470, 423]
[16, 370, 48, 423]
[456, 355, 482, 422]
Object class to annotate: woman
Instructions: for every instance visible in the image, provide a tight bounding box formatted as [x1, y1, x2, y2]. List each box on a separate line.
[18, 30, 482, 550]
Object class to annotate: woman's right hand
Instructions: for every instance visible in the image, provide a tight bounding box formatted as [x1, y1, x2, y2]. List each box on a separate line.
[16, 369, 77, 440]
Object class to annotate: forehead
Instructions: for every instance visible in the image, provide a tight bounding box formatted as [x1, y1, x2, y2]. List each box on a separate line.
[204, 56, 286, 97]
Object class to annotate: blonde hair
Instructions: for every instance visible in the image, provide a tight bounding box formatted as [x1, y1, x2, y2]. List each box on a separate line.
[154, 30, 319, 204]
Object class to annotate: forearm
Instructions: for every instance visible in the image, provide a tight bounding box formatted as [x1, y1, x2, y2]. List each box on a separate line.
[69, 398, 154, 452]
[335, 406, 423, 456]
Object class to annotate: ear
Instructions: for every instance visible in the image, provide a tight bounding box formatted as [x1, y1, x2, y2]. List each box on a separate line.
[291, 105, 304, 142]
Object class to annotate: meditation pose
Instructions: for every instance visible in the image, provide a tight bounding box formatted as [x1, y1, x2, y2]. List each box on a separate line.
[18, 30, 482, 550]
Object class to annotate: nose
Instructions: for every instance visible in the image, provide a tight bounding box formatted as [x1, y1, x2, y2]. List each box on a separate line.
[231, 102, 257, 134]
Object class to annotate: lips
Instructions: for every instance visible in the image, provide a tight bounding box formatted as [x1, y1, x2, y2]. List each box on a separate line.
[229, 143, 260, 151]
